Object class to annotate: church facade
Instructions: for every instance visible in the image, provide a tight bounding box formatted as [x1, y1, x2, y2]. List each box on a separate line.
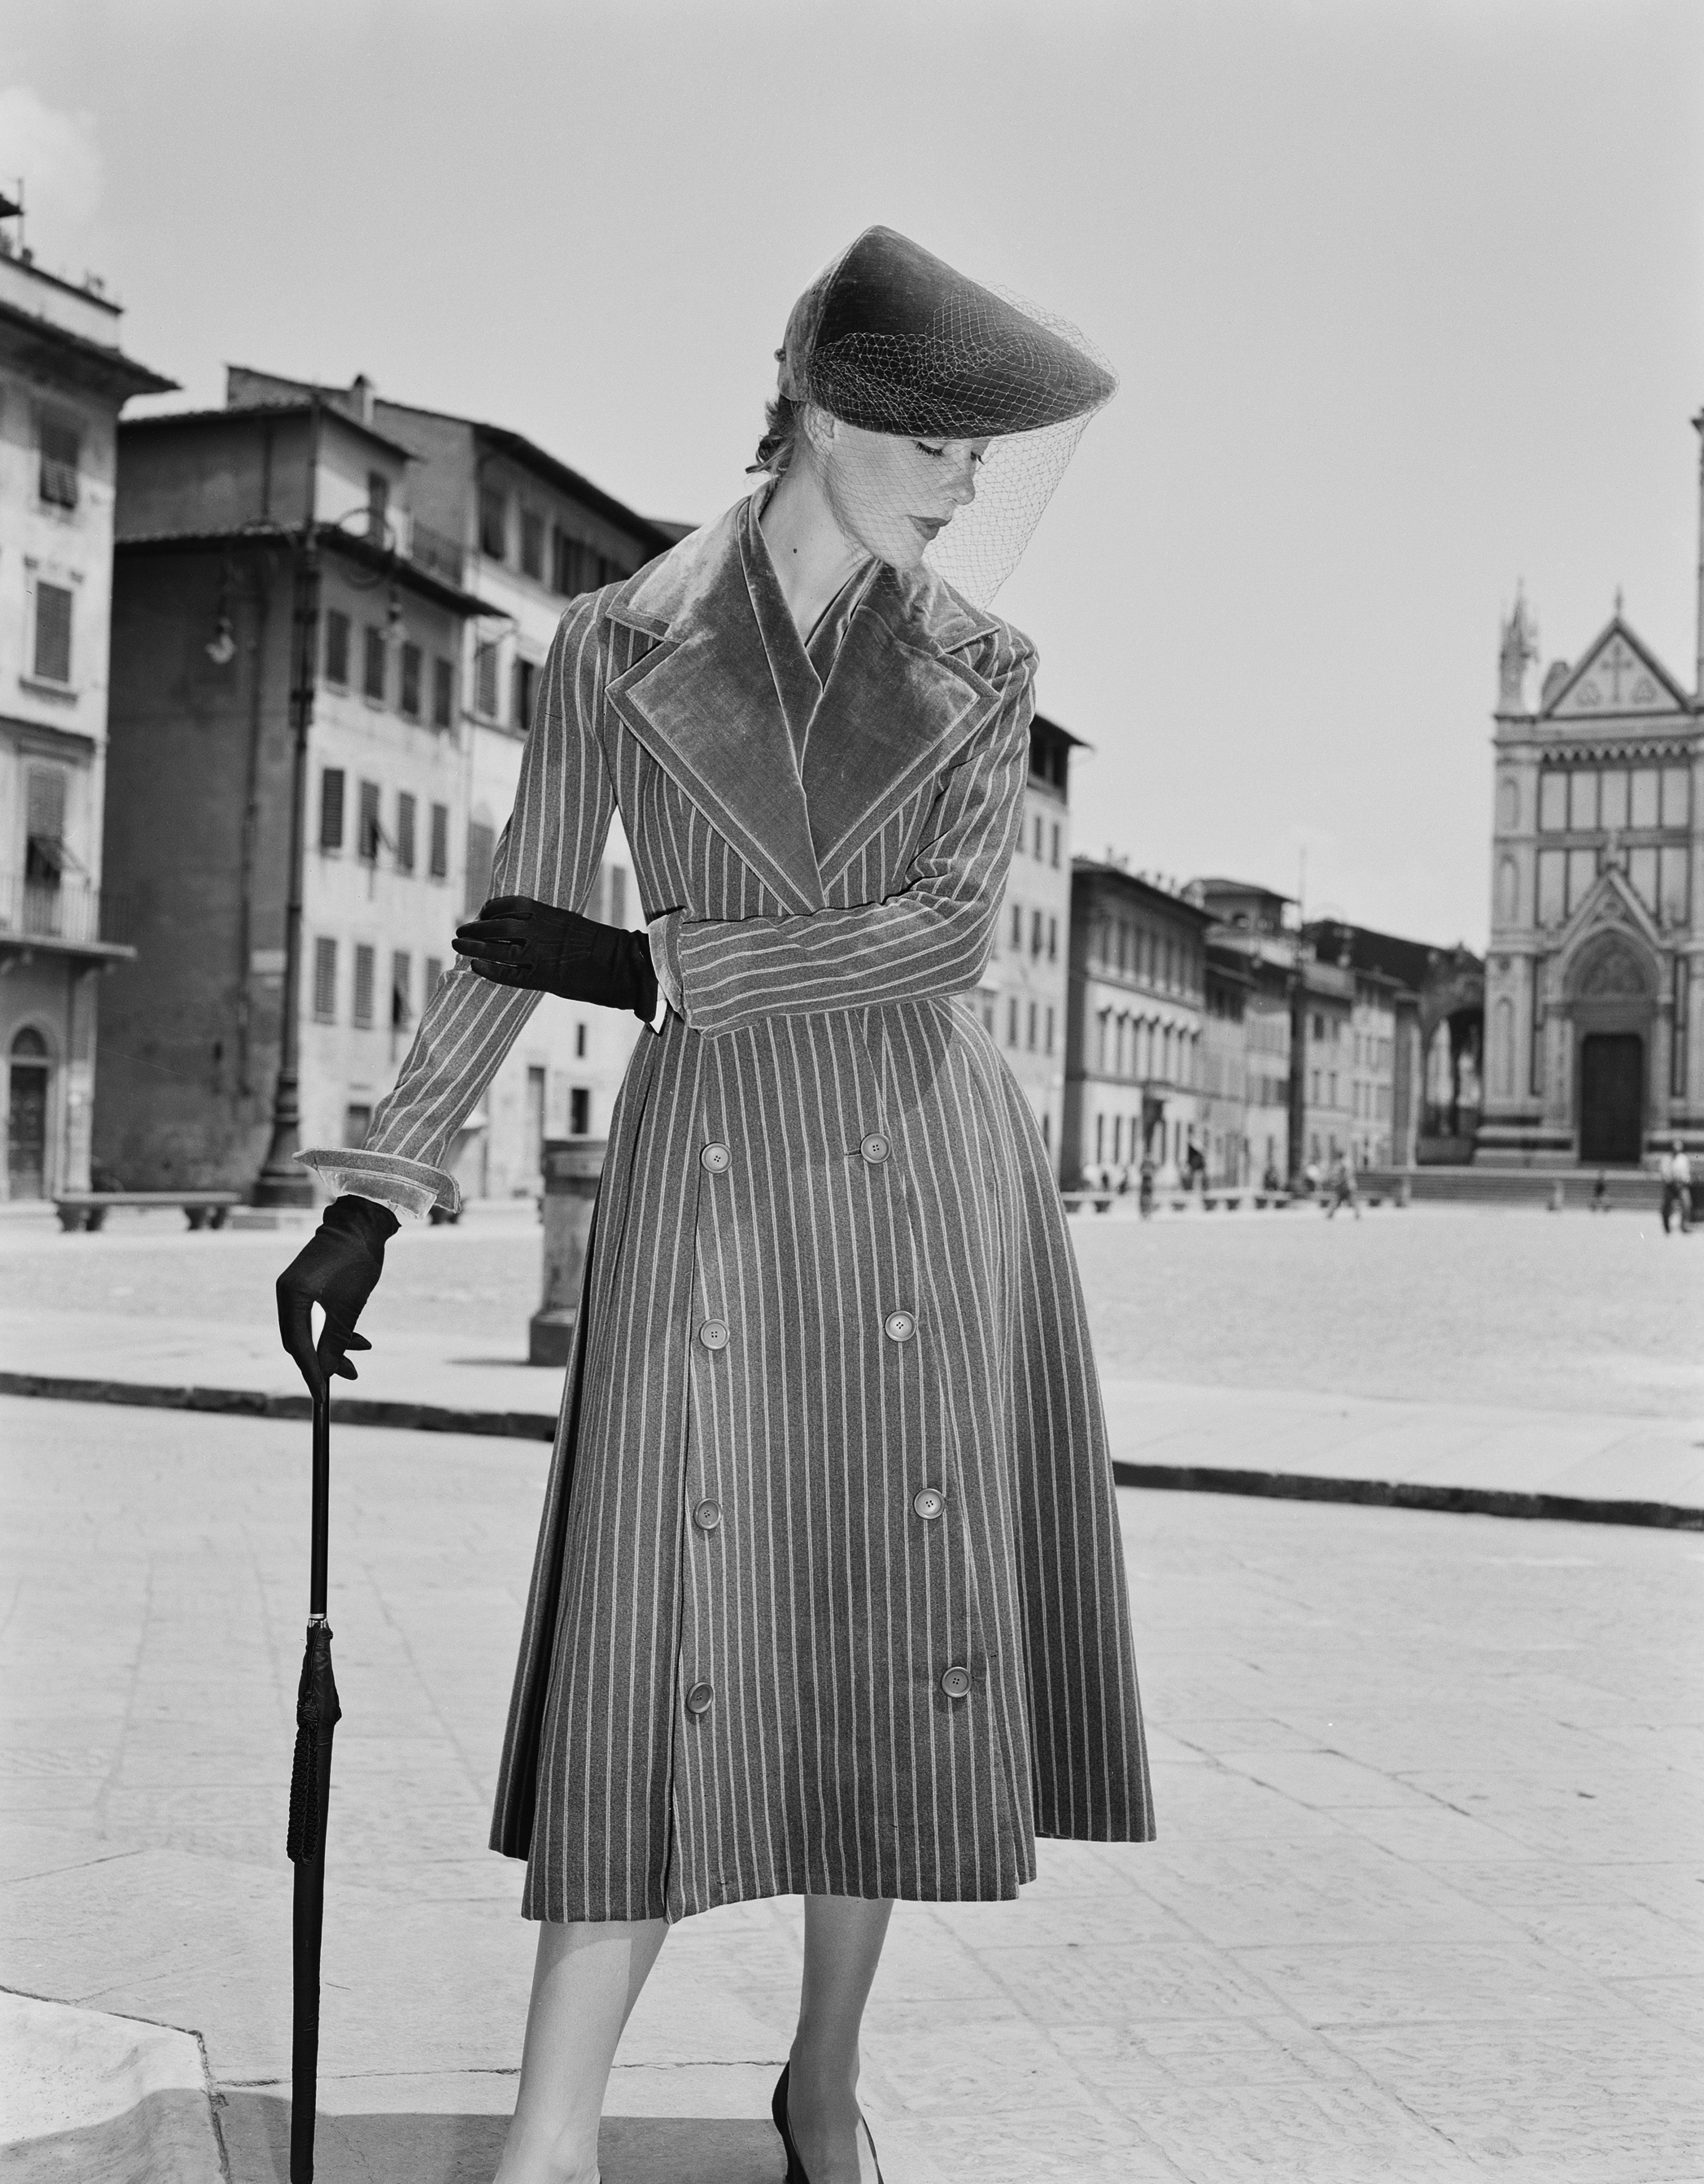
[1479, 580, 1701, 1167]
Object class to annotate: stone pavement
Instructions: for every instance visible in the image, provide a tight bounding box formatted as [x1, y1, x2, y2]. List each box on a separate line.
[3, 1392, 1701, 2182]
[3, 1201, 1701, 1520]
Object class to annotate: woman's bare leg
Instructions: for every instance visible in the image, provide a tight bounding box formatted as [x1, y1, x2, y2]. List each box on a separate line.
[786, 1895, 894, 2184]
[492, 1917, 668, 2184]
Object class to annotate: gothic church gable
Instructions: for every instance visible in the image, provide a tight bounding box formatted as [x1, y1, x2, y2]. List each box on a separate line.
[1556, 869, 1662, 997]
[1541, 619, 1690, 723]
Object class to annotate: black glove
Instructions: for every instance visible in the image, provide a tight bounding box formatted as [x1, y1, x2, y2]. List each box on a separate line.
[452, 895, 659, 1022]
[276, 1194, 400, 1400]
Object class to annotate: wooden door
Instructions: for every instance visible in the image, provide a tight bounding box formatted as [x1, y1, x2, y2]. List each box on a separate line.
[1578, 1033, 1644, 1164]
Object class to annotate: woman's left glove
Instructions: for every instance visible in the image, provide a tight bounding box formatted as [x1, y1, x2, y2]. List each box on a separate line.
[453, 894, 658, 1022]
[276, 1194, 400, 1400]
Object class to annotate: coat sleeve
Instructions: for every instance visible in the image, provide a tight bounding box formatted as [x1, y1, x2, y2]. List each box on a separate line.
[298, 596, 616, 1218]
[650, 639, 1035, 1039]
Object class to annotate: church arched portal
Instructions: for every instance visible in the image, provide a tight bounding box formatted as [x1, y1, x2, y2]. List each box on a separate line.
[1564, 930, 1656, 1165]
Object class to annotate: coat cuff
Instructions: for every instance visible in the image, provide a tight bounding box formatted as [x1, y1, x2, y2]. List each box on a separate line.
[298, 1147, 458, 1221]
[646, 911, 684, 1028]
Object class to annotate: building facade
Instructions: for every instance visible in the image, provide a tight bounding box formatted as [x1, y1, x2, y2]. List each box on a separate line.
[1480, 570, 1701, 1165]
[1195, 879, 1298, 1183]
[224, 368, 675, 1198]
[0, 200, 172, 1200]
[966, 711, 1079, 1171]
[1062, 861, 1211, 1185]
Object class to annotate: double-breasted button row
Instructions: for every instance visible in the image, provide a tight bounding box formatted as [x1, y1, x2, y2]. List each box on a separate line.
[685, 1682, 715, 1716]
[700, 1141, 730, 1174]
[699, 1319, 730, 1352]
[939, 1665, 972, 1700]
[913, 1485, 946, 1522]
[860, 1132, 891, 1165]
[884, 1310, 916, 1343]
[692, 1498, 722, 1533]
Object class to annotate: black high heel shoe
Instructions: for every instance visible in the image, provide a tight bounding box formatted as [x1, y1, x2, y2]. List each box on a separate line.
[770, 2065, 885, 2184]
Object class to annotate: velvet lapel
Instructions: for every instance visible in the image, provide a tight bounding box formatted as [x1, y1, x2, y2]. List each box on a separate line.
[605, 504, 826, 917]
[803, 566, 1004, 887]
[738, 500, 824, 765]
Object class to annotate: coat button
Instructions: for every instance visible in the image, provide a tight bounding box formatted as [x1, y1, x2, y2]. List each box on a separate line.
[860, 1132, 891, 1165]
[699, 1319, 730, 1351]
[884, 1310, 916, 1343]
[939, 1665, 972, 1700]
[913, 1486, 946, 1521]
[700, 1142, 730, 1173]
[693, 1498, 722, 1532]
[685, 1682, 715, 1716]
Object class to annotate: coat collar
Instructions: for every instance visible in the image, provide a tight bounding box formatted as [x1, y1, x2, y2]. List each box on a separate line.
[605, 495, 1007, 912]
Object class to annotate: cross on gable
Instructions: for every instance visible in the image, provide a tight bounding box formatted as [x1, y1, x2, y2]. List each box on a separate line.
[1545, 620, 1689, 719]
[1598, 637, 1635, 703]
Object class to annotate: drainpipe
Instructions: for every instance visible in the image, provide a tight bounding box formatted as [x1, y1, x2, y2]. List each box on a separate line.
[253, 403, 323, 1207]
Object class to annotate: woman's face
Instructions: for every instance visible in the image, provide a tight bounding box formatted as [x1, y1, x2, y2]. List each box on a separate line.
[812, 417, 991, 571]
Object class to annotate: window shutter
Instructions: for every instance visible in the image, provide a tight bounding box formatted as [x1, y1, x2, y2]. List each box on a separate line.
[430, 802, 449, 879]
[34, 583, 73, 683]
[319, 769, 346, 851]
[312, 938, 338, 1020]
[353, 945, 376, 1027]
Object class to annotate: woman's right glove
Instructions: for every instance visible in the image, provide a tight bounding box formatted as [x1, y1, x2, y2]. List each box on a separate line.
[276, 1194, 400, 1399]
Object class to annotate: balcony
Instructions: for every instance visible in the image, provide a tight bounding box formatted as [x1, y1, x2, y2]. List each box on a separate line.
[0, 875, 134, 958]
[409, 520, 466, 588]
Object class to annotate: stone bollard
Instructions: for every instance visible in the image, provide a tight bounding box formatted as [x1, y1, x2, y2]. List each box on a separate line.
[530, 1137, 607, 1367]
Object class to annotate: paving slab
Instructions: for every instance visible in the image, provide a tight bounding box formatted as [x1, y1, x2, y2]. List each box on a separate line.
[0, 1988, 224, 2183]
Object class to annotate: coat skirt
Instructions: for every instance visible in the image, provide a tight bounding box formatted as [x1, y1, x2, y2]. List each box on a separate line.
[325, 497, 1155, 1921]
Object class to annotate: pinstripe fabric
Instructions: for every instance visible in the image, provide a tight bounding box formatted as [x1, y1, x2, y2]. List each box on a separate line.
[330, 496, 1154, 1920]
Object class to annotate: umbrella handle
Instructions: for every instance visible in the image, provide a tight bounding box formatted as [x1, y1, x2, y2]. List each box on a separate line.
[309, 1388, 330, 1620]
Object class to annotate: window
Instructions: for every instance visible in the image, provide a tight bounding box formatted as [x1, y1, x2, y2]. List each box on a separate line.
[358, 779, 381, 862]
[1033, 814, 1043, 859]
[1048, 915, 1058, 963]
[1567, 770, 1597, 831]
[570, 1087, 591, 1135]
[429, 802, 449, 878]
[323, 609, 350, 685]
[396, 792, 416, 874]
[365, 472, 389, 544]
[319, 769, 345, 851]
[1629, 769, 1660, 829]
[33, 581, 73, 683]
[362, 625, 386, 702]
[1310, 1069, 1321, 1103]
[1027, 1001, 1037, 1050]
[1007, 996, 1018, 1046]
[400, 641, 422, 719]
[1031, 909, 1043, 958]
[353, 945, 376, 1027]
[514, 657, 537, 731]
[391, 951, 411, 1029]
[1662, 766, 1691, 828]
[1659, 845, 1689, 925]
[465, 819, 496, 916]
[608, 868, 627, 926]
[312, 938, 337, 1021]
[1600, 770, 1628, 831]
[1010, 902, 1022, 949]
[1536, 849, 1566, 924]
[1045, 1006, 1055, 1055]
[1537, 771, 1567, 832]
[520, 507, 545, 580]
[1050, 823, 1060, 869]
[432, 655, 454, 728]
[39, 416, 80, 508]
[475, 642, 499, 718]
[424, 956, 444, 1004]
[575, 1022, 588, 1059]
[479, 487, 507, 560]
[24, 765, 67, 886]
[1312, 1013, 1324, 1043]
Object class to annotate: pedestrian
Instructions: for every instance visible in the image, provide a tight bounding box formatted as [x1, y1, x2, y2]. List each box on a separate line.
[1139, 1153, 1157, 1219]
[1590, 1168, 1609, 1215]
[275, 226, 1152, 2184]
[1303, 1157, 1322, 1196]
[1325, 1147, 1361, 1220]
[1660, 1139, 1692, 1234]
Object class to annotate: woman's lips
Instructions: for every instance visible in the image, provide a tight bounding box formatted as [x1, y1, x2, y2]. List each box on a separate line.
[913, 515, 950, 537]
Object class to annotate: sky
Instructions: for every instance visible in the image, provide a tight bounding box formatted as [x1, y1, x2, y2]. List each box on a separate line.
[7, 0, 1702, 949]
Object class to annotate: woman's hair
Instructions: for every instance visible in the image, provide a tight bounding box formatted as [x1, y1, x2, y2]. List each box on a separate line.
[748, 390, 805, 477]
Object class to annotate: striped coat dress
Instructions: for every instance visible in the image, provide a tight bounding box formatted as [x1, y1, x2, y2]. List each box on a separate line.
[312, 494, 1154, 1921]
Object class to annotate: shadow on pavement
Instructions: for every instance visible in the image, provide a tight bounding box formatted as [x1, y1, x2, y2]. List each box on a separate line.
[219, 2092, 785, 2183]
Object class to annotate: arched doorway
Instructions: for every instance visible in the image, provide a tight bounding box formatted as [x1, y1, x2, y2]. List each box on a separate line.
[1564, 930, 1656, 1165]
[7, 1027, 52, 1200]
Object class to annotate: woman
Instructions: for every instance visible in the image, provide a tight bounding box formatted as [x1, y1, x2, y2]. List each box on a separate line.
[278, 226, 1154, 2184]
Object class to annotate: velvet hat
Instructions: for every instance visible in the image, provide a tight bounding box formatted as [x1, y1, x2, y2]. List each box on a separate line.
[779, 226, 1115, 440]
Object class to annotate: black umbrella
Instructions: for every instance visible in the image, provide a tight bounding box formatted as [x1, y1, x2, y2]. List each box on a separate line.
[286, 1388, 342, 2183]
